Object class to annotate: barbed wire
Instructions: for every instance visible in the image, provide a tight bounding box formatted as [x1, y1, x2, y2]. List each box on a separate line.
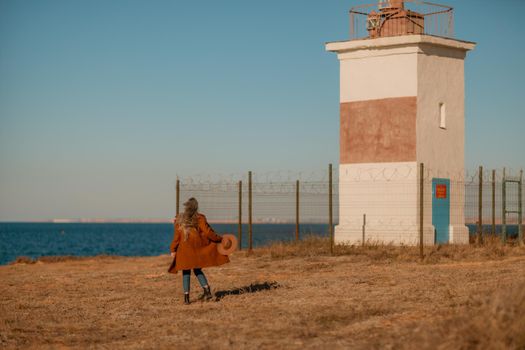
[177, 167, 522, 186]
[176, 167, 340, 185]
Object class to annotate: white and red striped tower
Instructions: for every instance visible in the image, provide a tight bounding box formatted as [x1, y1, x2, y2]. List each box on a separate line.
[326, 1, 475, 245]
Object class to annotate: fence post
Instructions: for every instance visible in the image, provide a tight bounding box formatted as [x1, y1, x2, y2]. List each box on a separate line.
[176, 179, 180, 216]
[478, 166, 483, 244]
[248, 171, 253, 252]
[492, 169, 496, 236]
[238, 180, 242, 251]
[502, 168, 506, 244]
[419, 163, 424, 260]
[519, 169, 523, 246]
[329, 164, 334, 255]
[296, 179, 300, 241]
[362, 214, 366, 246]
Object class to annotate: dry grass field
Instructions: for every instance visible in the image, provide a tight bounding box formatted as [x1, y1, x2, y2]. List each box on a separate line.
[1, 237, 525, 349]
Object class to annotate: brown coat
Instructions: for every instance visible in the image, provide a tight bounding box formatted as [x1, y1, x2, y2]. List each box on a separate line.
[168, 213, 229, 273]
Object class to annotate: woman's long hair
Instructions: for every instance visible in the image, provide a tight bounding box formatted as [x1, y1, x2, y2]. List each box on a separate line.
[179, 197, 199, 241]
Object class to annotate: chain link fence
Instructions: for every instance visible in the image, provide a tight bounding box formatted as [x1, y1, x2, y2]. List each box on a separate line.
[174, 165, 523, 249]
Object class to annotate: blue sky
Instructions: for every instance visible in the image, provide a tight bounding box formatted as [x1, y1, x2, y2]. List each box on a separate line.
[0, 0, 524, 221]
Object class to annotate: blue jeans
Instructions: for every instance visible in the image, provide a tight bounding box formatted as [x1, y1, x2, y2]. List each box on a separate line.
[182, 269, 208, 294]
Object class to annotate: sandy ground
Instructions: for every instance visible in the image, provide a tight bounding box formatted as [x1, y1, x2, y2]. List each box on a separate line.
[1, 241, 525, 349]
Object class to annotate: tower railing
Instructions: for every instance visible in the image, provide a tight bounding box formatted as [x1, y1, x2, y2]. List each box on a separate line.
[349, 0, 454, 41]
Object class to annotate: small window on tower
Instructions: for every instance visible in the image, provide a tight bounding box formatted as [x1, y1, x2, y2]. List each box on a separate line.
[439, 102, 446, 129]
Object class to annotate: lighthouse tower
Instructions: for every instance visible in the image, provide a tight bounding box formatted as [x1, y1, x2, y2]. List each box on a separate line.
[326, 1, 475, 245]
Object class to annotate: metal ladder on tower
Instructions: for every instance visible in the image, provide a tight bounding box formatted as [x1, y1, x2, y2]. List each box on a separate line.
[501, 168, 523, 245]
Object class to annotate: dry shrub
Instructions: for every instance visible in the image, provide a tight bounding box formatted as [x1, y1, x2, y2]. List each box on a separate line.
[257, 235, 331, 259]
[36, 255, 87, 263]
[9, 256, 36, 265]
[256, 235, 525, 264]
[262, 236, 422, 262]
[423, 235, 522, 264]
[39, 254, 123, 263]
[409, 281, 525, 350]
[8, 235, 524, 266]
[10, 254, 121, 265]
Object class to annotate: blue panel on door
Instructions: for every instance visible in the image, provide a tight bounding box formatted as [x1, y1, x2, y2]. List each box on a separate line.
[432, 178, 450, 244]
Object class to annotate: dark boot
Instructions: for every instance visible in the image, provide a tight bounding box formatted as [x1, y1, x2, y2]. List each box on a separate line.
[198, 286, 213, 301]
[184, 293, 190, 305]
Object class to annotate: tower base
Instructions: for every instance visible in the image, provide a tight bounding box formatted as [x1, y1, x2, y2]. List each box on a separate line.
[448, 225, 470, 244]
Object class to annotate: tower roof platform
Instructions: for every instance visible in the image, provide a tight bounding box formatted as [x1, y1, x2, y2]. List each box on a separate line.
[326, 34, 476, 54]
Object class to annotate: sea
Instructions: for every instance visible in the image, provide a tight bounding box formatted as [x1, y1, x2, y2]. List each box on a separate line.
[0, 223, 520, 265]
[0, 223, 329, 266]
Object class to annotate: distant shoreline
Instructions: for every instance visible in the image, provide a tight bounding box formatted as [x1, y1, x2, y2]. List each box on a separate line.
[1, 220, 523, 225]
[0, 220, 333, 224]
[0, 219, 174, 224]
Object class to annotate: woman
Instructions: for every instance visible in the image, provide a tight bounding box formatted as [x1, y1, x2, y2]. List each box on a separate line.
[169, 197, 229, 304]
